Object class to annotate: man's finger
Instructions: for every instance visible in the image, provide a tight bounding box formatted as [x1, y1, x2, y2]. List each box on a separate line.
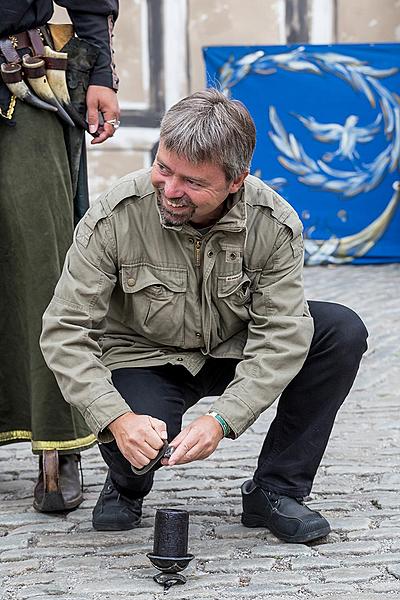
[87, 103, 99, 135]
[169, 440, 202, 465]
[144, 428, 165, 450]
[102, 111, 118, 136]
[149, 417, 168, 440]
[88, 111, 116, 143]
[128, 448, 151, 469]
[139, 441, 161, 461]
[167, 442, 190, 466]
[167, 431, 195, 465]
[91, 123, 115, 144]
[168, 425, 190, 449]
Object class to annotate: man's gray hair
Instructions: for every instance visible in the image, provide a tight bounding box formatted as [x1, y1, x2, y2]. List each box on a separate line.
[159, 89, 256, 181]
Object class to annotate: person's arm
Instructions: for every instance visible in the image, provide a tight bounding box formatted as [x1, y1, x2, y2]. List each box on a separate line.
[55, 0, 120, 142]
[212, 227, 314, 435]
[167, 224, 314, 466]
[40, 201, 166, 468]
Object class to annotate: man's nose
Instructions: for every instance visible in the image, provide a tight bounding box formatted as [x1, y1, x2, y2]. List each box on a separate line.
[163, 177, 184, 198]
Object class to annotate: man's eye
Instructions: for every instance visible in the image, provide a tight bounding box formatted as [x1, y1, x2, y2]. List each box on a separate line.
[158, 163, 167, 172]
[187, 179, 201, 187]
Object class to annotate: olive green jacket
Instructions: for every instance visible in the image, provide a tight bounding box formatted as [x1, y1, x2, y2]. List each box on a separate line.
[40, 169, 314, 442]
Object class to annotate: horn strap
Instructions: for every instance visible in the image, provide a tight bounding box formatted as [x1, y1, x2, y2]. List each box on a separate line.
[44, 56, 67, 71]
[0, 63, 23, 84]
[22, 55, 46, 78]
[0, 38, 20, 63]
[9, 31, 30, 51]
[27, 29, 45, 57]
[0, 28, 45, 67]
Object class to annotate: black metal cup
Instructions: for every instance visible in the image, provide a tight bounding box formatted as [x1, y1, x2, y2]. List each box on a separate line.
[147, 509, 194, 588]
[153, 509, 189, 557]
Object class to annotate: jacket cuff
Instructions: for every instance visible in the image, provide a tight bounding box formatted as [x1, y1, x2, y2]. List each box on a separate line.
[83, 392, 131, 442]
[88, 70, 118, 89]
[209, 392, 258, 439]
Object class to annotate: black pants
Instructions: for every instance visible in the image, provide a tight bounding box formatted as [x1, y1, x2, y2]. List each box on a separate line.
[100, 301, 368, 499]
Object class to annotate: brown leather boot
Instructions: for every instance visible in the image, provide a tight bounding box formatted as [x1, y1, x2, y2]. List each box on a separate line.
[33, 449, 83, 512]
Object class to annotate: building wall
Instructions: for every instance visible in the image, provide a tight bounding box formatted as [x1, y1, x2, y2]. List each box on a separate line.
[52, 0, 400, 200]
[187, 0, 285, 92]
[336, 0, 400, 43]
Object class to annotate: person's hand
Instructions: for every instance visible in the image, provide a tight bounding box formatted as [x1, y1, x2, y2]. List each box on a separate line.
[108, 413, 167, 469]
[161, 415, 224, 466]
[86, 84, 120, 145]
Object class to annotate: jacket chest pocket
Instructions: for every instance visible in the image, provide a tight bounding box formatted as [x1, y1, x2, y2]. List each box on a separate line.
[215, 273, 252, 339]
[120, 264, 187, 346]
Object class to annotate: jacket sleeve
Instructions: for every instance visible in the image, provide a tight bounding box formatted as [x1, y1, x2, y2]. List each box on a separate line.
[55, 0, 119, 89]
[210, 225, 314, 438]
[40, 208, 130, 442]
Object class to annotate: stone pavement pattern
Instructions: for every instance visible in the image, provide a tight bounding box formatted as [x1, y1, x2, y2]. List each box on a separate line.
[1, 264, 399, 600]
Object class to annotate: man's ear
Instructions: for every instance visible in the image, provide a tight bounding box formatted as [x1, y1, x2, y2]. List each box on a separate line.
[229, 171, 249, 194]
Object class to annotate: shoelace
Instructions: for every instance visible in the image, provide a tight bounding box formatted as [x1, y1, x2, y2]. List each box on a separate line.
[267, 491, 304, 507]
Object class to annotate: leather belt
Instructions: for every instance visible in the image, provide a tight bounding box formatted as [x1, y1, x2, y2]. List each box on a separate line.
[11, 31, 31, 50]
[12, 30, 45, 55]
[0, 29, 45, 63]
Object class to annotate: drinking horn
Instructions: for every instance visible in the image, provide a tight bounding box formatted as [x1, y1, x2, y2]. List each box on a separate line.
[0, 62, 57, 112]
[43, 46, 89, 131]
[22, 54, 75, 127]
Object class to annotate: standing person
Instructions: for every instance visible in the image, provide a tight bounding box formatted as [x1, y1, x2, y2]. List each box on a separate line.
[0, 0, 120, 512]
[40, 89, 368, 542]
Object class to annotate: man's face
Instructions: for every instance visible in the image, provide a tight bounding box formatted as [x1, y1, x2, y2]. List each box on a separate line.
[151, 143, 247, 227]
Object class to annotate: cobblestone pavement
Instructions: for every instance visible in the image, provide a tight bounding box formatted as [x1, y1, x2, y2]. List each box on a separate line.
[1, 265, 399, 600]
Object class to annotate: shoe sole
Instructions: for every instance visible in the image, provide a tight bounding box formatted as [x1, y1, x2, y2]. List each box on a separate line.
[241, 513, 331, 543]
[92, 520, 140, 532]
[33, 492, 83, 513]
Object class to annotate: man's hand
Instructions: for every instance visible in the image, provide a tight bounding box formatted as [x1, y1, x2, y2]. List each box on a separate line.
[86, 85, 120, 145]
[108, 413, 167, 469]
[161, 415, 224, 467]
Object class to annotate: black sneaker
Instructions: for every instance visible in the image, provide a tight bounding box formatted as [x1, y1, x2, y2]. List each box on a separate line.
[241, 479, 331, 543]
[92, 472, 143, 531]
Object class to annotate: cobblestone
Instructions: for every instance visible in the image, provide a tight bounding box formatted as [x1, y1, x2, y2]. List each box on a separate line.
[1, 264, 399, 599]
[322, 566, 382, 583]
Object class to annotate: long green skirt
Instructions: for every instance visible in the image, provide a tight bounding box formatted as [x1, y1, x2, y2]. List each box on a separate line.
[0, 99, 96, 454]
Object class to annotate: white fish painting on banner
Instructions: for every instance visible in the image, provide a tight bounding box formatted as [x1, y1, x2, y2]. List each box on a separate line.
[203, 44, 400, 264]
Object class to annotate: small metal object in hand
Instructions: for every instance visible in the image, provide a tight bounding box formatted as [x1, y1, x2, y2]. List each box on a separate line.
[130, 442, 174, 475]
[163, 445, 175, 459]
[104, 118, 120, 129]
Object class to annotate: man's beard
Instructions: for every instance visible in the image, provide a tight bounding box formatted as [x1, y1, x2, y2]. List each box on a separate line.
[156, 188, 196, 226]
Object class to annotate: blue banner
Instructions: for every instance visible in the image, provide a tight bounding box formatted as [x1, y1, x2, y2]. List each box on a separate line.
[203, 44, 400, 264]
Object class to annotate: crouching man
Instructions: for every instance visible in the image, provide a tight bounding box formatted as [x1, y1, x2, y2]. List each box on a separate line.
[40, 89, 368, 543]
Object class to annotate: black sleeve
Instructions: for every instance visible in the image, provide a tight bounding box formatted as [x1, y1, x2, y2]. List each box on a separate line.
[55, 1, 119, 90]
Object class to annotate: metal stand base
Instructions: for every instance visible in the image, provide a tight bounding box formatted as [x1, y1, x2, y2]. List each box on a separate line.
[153, 572, 187, 589]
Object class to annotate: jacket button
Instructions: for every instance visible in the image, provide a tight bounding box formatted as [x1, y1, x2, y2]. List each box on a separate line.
[207, 251, 214, 257]
[177, 357, 183, 362]
[127, 278, 135, 286]
[188, 237, 194, 244]
[195, 332, 201, 337]
[230, 253, 237, 260]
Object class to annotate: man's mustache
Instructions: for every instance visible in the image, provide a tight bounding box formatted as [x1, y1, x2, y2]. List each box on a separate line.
[157, 189, 196, 208]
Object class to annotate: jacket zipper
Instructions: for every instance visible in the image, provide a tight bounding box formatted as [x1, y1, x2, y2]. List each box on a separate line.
[194, 239, 202, 267]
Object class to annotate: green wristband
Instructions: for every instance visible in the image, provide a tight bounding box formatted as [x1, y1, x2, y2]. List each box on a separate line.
[208, 411, 231, 437]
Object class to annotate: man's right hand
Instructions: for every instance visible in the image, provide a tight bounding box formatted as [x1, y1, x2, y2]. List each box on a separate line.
[108, 413, 167, 469]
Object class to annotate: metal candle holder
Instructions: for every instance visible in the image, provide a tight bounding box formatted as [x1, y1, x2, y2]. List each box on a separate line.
[147, 508, 194, 589]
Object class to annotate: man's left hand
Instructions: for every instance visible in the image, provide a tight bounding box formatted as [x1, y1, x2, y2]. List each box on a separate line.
[86, 85, 120, 144]
[162, 415, 224, 466]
